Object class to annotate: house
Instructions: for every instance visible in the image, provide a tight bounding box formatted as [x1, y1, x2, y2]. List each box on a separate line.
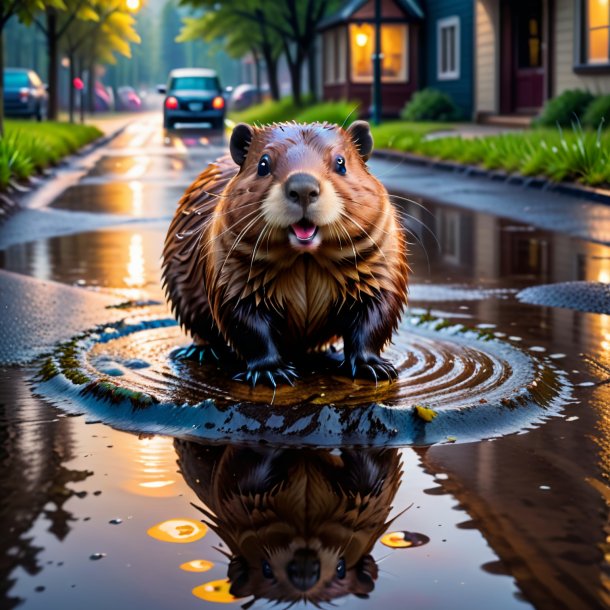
[318, 0, 424, 116]
[424, 0, 475, 119]
[474, 0, 610, 120]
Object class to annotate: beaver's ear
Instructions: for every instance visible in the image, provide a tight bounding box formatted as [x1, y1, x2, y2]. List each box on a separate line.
[230, 123, 254, 166]
[347, 120, 373, 161]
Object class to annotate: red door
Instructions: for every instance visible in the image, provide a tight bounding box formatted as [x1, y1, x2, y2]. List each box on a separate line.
[501, 0, 545, 113]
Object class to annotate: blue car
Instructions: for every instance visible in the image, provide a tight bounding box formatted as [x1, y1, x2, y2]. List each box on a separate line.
[158, 68, 225, 130]
[3, 68, 48, 121]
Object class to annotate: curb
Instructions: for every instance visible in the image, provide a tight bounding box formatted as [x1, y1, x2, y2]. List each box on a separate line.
[373, 148, 610, 206]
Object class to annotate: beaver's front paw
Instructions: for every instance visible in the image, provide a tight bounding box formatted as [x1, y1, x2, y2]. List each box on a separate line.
[233, 359, 298, 388]
[344, 353, 397, 383]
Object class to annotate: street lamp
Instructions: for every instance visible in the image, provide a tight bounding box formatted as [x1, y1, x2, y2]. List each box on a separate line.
[126, 0, 141, 11]
[371, 0, 382, 126]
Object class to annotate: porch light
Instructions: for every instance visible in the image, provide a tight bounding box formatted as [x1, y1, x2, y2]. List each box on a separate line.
[356, 32, 369, 47]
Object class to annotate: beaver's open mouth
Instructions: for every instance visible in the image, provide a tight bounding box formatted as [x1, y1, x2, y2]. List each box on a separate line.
[290, 219, 318, 243]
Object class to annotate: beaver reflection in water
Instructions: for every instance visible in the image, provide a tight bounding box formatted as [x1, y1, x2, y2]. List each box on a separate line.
[162, 121, 409, 387]
[175, 441, 403, 605]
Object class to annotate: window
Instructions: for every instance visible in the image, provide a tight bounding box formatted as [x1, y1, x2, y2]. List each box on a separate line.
[583, 0, 610, 65]
[349, 23, 408, 83]
[437, 16, 460, 80]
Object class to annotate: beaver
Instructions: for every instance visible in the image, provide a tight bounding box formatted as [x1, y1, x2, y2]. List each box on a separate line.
[162, 120, 408, 386]
[175, 440, 403, 605]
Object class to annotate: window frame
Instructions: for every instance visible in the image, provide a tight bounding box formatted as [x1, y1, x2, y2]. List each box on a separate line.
[437, 16, 460, 81]
[575, 0, 610, 72]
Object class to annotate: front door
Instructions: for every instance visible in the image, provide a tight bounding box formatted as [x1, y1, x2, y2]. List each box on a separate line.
[501, 0, 545, 113]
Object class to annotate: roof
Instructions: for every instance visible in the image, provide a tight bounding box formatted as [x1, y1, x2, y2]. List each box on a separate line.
[318, 0, 424, 30]
[167, 68, 218, 78]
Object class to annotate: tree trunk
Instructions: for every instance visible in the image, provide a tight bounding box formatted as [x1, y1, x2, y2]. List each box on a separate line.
[0, 27, 5, 137]
[78, 56, 85, 124]
[261, 47, 280, 101]
[283, 41, 303, 106]
[68, 52, 75, 123]
[47, 9, 59, 121]
[252, 49, 262, 105]
[87, 56, 95, 114]
[307, 40, 318, 102]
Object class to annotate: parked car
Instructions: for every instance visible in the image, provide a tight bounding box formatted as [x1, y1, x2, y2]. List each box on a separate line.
[230, 84, 270, 111]
[116, 86, 142, 111]
[3, 68, 48, 121]
[93, 81, 113, 112]
[157, 68, 225, 130]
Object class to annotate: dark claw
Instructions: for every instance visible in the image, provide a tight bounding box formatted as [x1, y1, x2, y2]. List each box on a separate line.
[233, 364, 297, 388]
[276, 369, 296, 386]
[174, 343, 221, 365]
[252, 371, 260, 387]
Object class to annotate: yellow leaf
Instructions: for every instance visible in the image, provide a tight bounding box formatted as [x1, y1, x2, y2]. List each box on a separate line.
[414, 405, 438, 422]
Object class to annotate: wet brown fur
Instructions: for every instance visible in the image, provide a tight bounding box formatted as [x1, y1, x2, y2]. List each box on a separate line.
[162, 121, 408, 379]
[175, 441, 403, 604]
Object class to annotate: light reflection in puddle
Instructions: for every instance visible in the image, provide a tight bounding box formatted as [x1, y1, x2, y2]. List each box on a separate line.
[147, 518, 207, 543]
[180, 559, 214, 573]
[192, 579, 238, 604]
[121, 435, 178, 497]
[380, 531, 431, 549]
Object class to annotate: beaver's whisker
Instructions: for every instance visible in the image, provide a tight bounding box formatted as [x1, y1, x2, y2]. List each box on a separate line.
[391, 208, 441, 254]
[339, 211, 387, 262]
[219, 212, 265, 275]
[340, 104, 361, 129]
[388, 192, 434, 214]
[247, 222, 271, 284]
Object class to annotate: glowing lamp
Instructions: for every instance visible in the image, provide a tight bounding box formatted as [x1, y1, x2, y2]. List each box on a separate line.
[356, 32, 369, 47]
[212, 96, 225, 110]
[126, 0, 141, 11]
[165, 96, 179, 110]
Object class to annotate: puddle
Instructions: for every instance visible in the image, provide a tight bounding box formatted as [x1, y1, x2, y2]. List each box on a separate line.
[34, 313, 572, 446]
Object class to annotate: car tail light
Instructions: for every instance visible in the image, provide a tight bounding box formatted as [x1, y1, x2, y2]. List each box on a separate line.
[19, 87, 30, 102]
[165, 96, 179, 110]
[212, 96, 225, 110]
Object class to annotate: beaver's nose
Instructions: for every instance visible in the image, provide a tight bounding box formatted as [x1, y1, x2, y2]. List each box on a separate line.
[286, 548, 320, 591]
[285, 173, 320, 209]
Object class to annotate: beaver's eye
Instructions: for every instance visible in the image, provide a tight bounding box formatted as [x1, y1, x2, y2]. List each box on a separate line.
[258, 154, 271, 177]
[262, 560, 273, 579]
[335, 155, 346, 175]
[336, 557, 346, 579]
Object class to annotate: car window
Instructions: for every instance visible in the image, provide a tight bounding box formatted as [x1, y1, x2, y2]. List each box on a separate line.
[4, 72, 29, 88]
[169, 76, 220, 91]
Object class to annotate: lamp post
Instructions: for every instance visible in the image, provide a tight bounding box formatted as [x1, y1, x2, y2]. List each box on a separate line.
[371, 0, 382, 125]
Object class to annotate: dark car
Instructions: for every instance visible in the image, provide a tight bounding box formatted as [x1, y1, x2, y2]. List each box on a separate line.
[158, 68, 225, 130]
[230, 83, 270, 111]
[3, 68, 48, 121]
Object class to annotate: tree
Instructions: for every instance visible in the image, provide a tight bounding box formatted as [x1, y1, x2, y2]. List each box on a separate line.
[179, 0, 338, 106]
[178, 5, 282, 101]
[62, 1, 140, 121]
[0, 0, 65, 135]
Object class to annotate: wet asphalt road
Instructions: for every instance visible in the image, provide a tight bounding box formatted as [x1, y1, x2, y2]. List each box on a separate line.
[1, 113, 610, 609]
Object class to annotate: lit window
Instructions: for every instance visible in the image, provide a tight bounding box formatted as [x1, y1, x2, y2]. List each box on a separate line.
[437, 16, 460, 80]
[349, 23, 408, 83]
[584, 0, 610, 64]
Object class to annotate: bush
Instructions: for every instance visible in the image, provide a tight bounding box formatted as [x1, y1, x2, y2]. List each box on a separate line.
[583, 94, 610, 130]
[534, 89, 595, 127]
[400, 88, 460, 122]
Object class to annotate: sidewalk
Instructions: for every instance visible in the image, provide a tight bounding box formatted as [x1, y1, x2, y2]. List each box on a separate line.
[368, 155, 610, 246]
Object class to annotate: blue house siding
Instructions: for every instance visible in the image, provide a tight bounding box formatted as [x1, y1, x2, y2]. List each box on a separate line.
[423, 0, 474, 119]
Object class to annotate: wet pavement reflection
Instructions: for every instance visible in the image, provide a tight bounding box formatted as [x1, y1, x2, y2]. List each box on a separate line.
[1, 117, 610, 609]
